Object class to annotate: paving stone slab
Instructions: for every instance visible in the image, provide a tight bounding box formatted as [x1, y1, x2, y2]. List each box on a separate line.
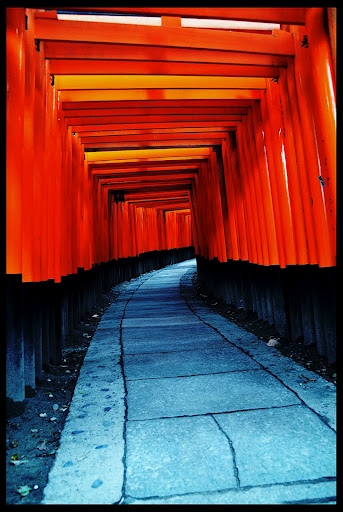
[181, 269, 337, 431]
[123, 346, 260, 380]
[122, 316, 200, 327]
[125, 415, 237, 498]
[125, 480, 337, 505]
[122, 322, 219, 338]
[124, 306, 190, 317]
[122, 332, 229, 355]
[215, 405, 336, 487]
[42, 347, 125, 504]
[126, 370, 300, 420]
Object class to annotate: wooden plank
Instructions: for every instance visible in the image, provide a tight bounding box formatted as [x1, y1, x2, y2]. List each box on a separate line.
[63, 107, 249, 117]
[64, 115, 243, 126]
[45, 41, 288, 66]
[62, 99, 255, 110]
[79, 127, 234, 136]
[91, 165, 199, 175]
[85, 147, 211, 162]
[60, 89, 262, 102]
[80, 132, 228, 143]
[83, 139, 223, 149]
[47, 7, 308, 24]
[49, 59, 280, 77]
[54, 75, 267, 90]
[35, 18, 295, 55]
[68, 121, 240, 132]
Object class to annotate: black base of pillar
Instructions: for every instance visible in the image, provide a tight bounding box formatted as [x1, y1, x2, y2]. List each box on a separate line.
[196, 256, 336, 365]
[6, 398, 26, 419]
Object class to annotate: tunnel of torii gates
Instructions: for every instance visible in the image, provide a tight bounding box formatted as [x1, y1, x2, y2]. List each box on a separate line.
[6, 7, 336, 408]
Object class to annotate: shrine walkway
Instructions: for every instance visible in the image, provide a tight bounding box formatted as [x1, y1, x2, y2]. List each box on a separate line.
[42, 260, 336, 505]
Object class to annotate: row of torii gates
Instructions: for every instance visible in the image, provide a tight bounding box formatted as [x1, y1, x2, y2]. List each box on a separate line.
[6, 8, 336, 409]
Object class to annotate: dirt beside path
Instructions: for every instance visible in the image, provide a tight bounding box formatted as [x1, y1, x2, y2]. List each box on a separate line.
[192, 273, 336, 385]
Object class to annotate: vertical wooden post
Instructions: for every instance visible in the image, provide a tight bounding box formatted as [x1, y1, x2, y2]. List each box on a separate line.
[6, 7, 25, 276]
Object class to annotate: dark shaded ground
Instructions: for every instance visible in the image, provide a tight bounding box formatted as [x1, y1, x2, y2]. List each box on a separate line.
[5, 272, 336, 505]
[192, 273, 336, 385]
[5, 286, 121, 505]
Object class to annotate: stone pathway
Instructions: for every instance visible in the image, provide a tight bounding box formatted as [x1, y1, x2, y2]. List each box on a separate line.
[42, 260, 336, 505]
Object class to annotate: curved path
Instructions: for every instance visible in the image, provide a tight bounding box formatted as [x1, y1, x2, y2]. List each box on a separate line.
[42, 260, 336, 505]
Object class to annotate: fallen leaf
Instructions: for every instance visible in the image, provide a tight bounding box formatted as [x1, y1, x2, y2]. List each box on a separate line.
[39, 413, 47, 418]
[267, 338, 279, 347]
[11, 440, 19, 448]
[37, 440, 48, 451]
[52, 404, 59, 411]
[10, 459, 28, 466]
[17, 485, 31, 497]
[92, 314, 99, 318]
[11, 454, 19, 460]
[50, 417, 57, 422]
[31, 429, 39, 433]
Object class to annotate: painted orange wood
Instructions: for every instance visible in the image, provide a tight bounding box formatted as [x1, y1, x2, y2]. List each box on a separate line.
[6, 7, 336, 284]
[48, 7, 308, 24]
[35, 18, 295, 55]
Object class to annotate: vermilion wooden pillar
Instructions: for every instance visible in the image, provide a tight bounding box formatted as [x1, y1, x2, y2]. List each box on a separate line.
[306, 8, 336, 205]
[263, 80, 297, 266]
[235, 123, 258, 264]
[6, 7, 25, 276]
[291, 24, 335, 267]
[259, 92, 286, 268]
[244, 113, 269, 265]
[282, 60, 318, 265]
[277, 68, 309, 265]
[21, 8, 35, 282]
[250, 103, 279, 265]
[220, 137, 239, 261]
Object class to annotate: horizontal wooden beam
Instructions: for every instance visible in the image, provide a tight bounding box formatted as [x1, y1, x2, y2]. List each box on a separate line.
[85, 147, 211, 162]
[102, 180, 193, 190]
[89, 159, 203, 168]
[80, 132, 227, 143]
[64, 107, 249, 117]
[60, 89, 262, 102]
[54, 75, 267, 90]
[91, 165, 199, 175]
[64, 115, 243, 126]
[46, 8, 308, 24]
[79, 127, 233, 137]
[35, 18, 295, 55]
[126, 201, 190, 209]
[95, 171, 198, 181]
[88, 155, 208, 165]
[49, 59, 280, 77]
[45, 42, 288, 66]
[69, 122, 239, 132]
[83, 139, 223, 149]
[62, 99, 255, 110]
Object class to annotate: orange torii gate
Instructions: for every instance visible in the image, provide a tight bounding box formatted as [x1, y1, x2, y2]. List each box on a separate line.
[6, 7, 336, 408]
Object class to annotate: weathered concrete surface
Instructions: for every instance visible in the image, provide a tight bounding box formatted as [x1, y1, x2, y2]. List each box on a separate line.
[42, 260, 336, 505]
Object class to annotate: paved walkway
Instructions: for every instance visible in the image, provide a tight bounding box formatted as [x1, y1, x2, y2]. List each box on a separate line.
[42, 260, 336, 505]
